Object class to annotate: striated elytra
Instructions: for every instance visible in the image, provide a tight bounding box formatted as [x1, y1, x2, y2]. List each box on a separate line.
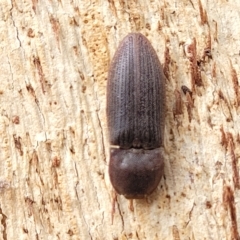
[107, 33, 165, 199]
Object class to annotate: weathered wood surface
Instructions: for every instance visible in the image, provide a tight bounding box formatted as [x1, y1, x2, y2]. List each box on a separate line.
[0, 0, 240, 239]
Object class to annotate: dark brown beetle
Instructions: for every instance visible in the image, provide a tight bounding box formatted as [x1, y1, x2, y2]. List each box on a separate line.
[107, 33, 165, 199]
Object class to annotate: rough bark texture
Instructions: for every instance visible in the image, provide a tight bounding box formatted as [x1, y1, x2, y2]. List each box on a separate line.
[0, 0, 240, 239]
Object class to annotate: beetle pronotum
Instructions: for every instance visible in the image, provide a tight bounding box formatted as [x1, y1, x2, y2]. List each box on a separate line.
[107, 33, 165, 200]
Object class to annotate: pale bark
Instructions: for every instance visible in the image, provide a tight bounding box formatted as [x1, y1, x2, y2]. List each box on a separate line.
[0, 0, 240, 239]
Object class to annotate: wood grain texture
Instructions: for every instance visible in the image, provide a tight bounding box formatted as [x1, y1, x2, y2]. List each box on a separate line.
[0, 0, 240, 239]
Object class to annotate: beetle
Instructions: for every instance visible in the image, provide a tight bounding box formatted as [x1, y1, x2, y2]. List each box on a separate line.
[107, 33, 165, 199]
